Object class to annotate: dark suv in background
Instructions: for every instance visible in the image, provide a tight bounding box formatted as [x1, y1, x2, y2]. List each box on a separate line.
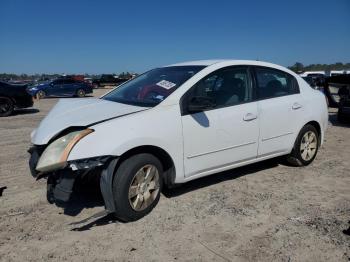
[92, 74, 129, 88]
[0, 81, 34, 117]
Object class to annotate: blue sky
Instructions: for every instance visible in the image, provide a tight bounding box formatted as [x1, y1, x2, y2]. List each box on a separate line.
[0, 0, 349, 74]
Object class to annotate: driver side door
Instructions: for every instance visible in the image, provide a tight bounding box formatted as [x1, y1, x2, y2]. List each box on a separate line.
[181, 66, 259, 178]
[49, 79, 64, 96]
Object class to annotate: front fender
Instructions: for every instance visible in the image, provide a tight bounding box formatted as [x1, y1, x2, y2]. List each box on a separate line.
[67, 105, 185, 182]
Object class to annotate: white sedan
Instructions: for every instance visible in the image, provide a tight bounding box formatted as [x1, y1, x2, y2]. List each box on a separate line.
[29, 60, 328, 221]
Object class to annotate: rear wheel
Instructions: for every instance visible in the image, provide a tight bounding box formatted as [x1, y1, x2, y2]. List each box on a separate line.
[286, 124, 319, 166]
[0, 97, 14, 117]
[76, 89, 86, 97]
[112, 153, 163, 222]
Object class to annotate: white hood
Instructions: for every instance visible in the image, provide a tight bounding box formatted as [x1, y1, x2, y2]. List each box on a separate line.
[31, 98, 148, 145]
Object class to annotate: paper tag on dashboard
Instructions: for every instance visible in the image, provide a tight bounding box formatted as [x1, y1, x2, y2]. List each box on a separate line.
[156, 80, 176, 90]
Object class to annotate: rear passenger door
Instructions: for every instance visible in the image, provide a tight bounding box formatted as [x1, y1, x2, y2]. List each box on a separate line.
[254, 67, 304, 156]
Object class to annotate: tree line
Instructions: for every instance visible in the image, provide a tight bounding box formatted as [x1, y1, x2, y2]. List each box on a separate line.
[1, 63, 350, 81]
[288, 62, 350, 73]
[0, 72, 135, 81]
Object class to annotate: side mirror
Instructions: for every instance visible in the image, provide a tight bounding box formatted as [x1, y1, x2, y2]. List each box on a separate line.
[188, 96, 216, 114]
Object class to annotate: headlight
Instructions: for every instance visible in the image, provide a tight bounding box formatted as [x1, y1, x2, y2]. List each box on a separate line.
[36, 129, 94, 173]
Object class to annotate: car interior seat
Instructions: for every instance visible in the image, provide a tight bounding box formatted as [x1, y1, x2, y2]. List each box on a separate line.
[216, 77, 246, 106]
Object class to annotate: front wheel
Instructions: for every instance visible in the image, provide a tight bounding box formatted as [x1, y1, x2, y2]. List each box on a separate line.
[286, 124, 319, 166]
[112, 153, 163, 222]
[36, 90, 46, 99]
[0, 97, 14, 117]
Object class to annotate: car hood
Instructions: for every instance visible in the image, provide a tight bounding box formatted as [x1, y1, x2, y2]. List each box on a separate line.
[31, 98, 148, 145]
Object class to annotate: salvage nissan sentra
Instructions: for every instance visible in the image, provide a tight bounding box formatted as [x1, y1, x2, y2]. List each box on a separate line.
[29, 60, 328, 221]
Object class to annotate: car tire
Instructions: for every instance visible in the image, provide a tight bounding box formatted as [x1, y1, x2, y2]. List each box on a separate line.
[37, 90, 46, 99]
[0, 97, 14, 117]
[112, 153, 163, 222]
[286, 124, 319, 166]
[76, 89, 86, 98]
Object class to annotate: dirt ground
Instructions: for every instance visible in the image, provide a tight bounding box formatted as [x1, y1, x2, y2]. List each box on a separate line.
[0, 89, 349, 262]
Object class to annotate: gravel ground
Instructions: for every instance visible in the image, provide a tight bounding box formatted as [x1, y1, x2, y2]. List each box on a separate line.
[0, 89, 349, 262]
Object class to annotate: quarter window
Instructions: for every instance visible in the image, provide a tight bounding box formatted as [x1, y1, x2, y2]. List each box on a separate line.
[255, 68, 299, 99]
[187, 67, 252, 110]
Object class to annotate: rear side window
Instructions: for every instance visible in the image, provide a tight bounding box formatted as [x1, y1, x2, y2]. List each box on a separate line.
[255, 67, 299, 99]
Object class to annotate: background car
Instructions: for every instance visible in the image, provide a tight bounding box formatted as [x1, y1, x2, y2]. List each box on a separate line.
[28, 78, 93, 99]
[302, 76, 316, 88]
[337, 85, 350, 122]
[0, 81, 34, 117]
[324, 74, 350, 107]
[92, 74, 129, 88]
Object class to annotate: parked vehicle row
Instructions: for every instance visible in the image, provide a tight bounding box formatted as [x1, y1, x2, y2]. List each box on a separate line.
[28, 60, 328, 221]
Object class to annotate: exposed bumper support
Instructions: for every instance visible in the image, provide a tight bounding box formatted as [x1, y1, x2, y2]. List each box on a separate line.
[47, 169, 76, 204]
[29, 145, 117, 208]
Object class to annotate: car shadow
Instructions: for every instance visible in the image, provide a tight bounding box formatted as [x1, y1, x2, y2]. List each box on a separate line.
[328, 111, 350, 127]
[66, 158, 282, 231]
[163, 158, 280, 198]
[12, 108, 39, 116]
[69, 212, 118, 231]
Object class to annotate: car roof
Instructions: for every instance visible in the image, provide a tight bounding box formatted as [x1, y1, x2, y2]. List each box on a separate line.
[166, 59, 229, 66]
[165, 59, 296, 75]
[166, 59, 284, 68]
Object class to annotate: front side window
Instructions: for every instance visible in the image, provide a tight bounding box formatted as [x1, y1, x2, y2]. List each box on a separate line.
[103, 66, 205, 107]
[255, 67, 299, 99]
[184, 67, 252, 110]
[62, 79, 75, 85]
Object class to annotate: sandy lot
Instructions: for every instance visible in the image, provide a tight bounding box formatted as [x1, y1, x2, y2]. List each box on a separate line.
[0, 89, 349, 262]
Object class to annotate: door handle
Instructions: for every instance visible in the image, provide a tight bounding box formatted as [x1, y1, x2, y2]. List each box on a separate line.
[243, 113, 257, 121]
[292, 103, 302, 110]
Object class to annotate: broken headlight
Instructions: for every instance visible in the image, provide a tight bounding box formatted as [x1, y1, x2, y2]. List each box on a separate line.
[36, 129, 94, 173]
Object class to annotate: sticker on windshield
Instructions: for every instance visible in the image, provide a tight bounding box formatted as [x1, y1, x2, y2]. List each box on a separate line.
[156, 80, 176, 90]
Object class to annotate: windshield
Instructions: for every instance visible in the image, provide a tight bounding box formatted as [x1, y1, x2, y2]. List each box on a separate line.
[102, 66, 205, 107]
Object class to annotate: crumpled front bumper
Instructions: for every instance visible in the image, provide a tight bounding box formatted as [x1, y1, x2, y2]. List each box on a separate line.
[28, 145, 77, 204]
[28, 145, 44, 178]
[28, 145, 117, 210]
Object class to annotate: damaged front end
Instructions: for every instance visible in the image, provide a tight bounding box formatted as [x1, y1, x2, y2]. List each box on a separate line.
[28, 129, 118, 211]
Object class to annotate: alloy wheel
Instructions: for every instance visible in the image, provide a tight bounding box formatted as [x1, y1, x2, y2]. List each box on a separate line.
[128, 164, 160, 211]
[300, 131, 318, 161]
[37, 90, 45, 99]
[77, 89, 85, 97]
